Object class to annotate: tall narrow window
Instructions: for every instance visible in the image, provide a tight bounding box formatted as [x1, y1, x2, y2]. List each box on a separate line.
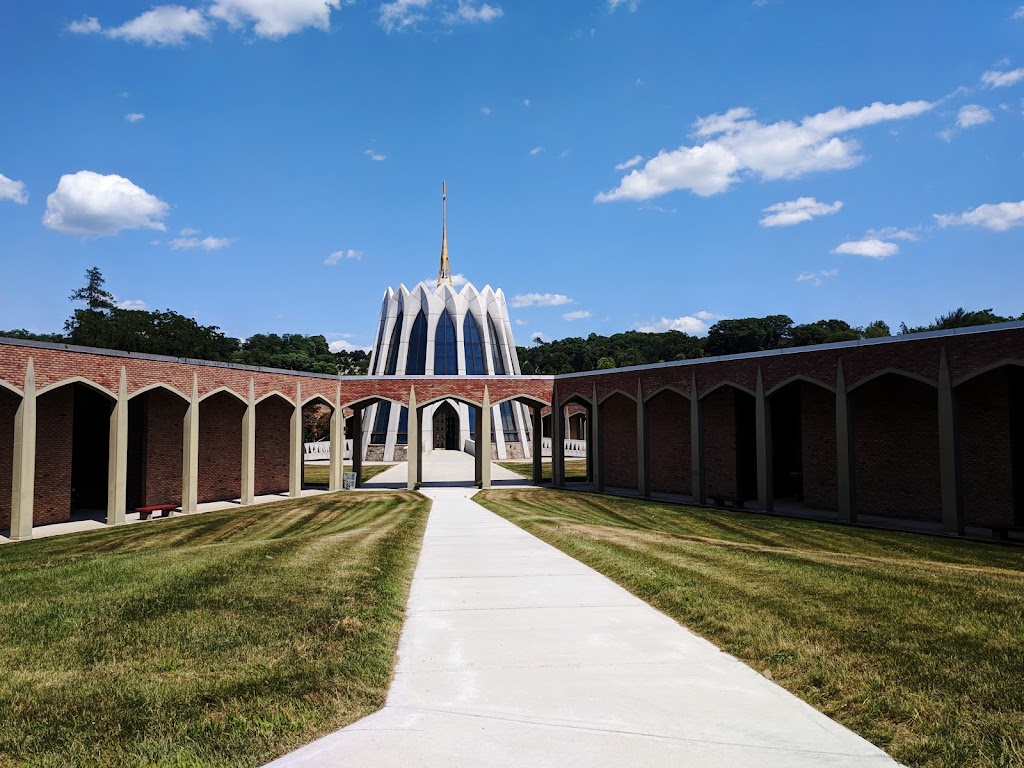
[383, 314, 403, 375]
[487, 315, 506, 375]
[405, 311, 427, 375]
[435, 309, 458, 375]
[500, 402, 518, 442]
[469, 407, 496, 441]
[370, 303, 387, 375]
[464, 314, 487, 375]
[396, 406, 409, 445]
[370, 401, 391, 444]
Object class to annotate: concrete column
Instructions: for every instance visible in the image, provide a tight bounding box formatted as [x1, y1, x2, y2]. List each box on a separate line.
[474, 404, 483, 485]
[551, 387, 564, 488]
[531, 405, 543, 483]
[182, 373, 199, 513]
[416, 408, 423, 486]
[329, 383, 343, 492]
[289, 383, 303, 498]
[938, 349, 964, 534]
[10, 357, 36, 540]
[241, 379, 256, 505]
[407, 387, 419, 491]
[592, 383, 603, 492]
[690, 373, 705, 505]
[836, 360, 856, 522]
[480, 387, 492, 489]
[351, 408, 363, 486]
[755, 367, 773, 511]
[637, 379, 650, 497]
[106, 366, 128, 526]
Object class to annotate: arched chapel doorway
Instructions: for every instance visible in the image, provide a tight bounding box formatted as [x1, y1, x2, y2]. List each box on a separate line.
[433, 401, 460, 450]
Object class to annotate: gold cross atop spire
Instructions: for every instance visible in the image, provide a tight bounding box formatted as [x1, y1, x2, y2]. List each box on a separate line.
[437, 181, 452, 287]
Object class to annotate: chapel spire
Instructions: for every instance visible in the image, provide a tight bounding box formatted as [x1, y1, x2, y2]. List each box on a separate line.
[437, 181, 452, 287]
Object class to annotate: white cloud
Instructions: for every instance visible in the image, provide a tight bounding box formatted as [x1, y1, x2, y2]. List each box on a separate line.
[364, 149, 387, 161]
[480, 106, 491, 116]
[563, 310, 592, 321]
[43, 171, 169, 236]
[446, 1, 503, 24]
[0, 173, 28, 204]
[522, 98, 531, 108]
[329, 339, 371, 353]
[609, 0, 639, 11]
[423, 273, 468, 287]
[597, 99, 933, 202]
[759, 197, 843, 227]
[380, 0, 430, 31]
[209, 0, 341, 37]
[981, 68, 1024, 88]
[935, 199, 1024, 232]
[511, 292, 572, 307]
[865, 226, 918, 241]
[125, 112, 145, 123]
[831, 238, 899, 259]
[105, 6, 212, 45]
[529, 146, 544, 156]
[514, 318, 527, 326]
[67, 16, 101, 33]
[530, 331, 549, 343]
[635, 310, 724, 335]
[615, 154, 644, 170]
[1015, 6, 1024, 19]
[325, 248, 363, 264]
[170, 235, 232, 250]
[179, 227, 200, 236]
[957, 104, 994, 128]
[117, 299, 147, 310]
[795, 268, 838, 287]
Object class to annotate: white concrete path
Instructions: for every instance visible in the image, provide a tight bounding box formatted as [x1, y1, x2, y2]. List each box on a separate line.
[266, 489, 901, 767]
[363, 449, 535, 488]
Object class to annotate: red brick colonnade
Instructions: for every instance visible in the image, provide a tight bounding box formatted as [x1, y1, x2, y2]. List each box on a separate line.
[3, 322, 1024, 539]
[551, 322, 1024, 538]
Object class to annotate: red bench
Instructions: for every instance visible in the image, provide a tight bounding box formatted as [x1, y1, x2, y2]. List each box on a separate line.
[135, 504, 179, 521]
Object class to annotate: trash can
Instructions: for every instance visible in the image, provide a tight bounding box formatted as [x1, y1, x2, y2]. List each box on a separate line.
[343, 472, 357, 490]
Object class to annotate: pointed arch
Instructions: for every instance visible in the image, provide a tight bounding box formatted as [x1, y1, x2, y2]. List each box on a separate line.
[463, 313, 487, 375]
[406, 311, 428, 375]
[434, 308, 458, 375]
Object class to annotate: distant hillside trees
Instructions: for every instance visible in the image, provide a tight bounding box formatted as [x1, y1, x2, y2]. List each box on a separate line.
[3, 268, 1022, 377]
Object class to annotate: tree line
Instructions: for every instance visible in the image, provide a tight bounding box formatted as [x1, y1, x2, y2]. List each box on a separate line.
[1, 268, 370, 375]
[517, 309, 1024, 375]
[2, 268, 1020, 377]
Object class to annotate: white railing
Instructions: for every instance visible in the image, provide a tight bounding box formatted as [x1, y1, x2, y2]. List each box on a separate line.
[303, 440, 353, 460]
[540, 438, 587, 458]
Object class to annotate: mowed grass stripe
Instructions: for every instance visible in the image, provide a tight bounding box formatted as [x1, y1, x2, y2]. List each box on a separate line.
[475, 489, 1024, 768]
[0, 491, 429, 768]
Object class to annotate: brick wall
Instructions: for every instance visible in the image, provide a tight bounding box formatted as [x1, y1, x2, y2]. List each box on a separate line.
[34, 387, 73, 526]
[958, 369, 1013, 528]
[647, 390, 691, 495]
[141, 389, 187, 507]
[0, 390, 17, 529]
[800, 383, 838, 510]
[198, 392, 244, 503]
[704, 387, 738, 500]
[601, 393, 638, 489]
[255, 398, 291, 496]
[852, 375, 941, 521]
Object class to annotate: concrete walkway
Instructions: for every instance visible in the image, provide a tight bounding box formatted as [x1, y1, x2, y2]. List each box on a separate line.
[266, 489, 900, 767]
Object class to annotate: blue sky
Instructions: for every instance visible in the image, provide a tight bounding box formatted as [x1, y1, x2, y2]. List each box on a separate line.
[1, 1, 1023, 351]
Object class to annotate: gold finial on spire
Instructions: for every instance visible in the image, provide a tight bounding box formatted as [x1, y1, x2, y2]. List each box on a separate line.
[437, 181, 452, 287]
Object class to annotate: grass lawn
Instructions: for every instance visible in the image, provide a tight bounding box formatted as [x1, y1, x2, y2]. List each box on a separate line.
[497, 459, 589, 483]
[303, 463, 395, 486]
[475, 489, 1024, 768]
[0, 491, 429, 767]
